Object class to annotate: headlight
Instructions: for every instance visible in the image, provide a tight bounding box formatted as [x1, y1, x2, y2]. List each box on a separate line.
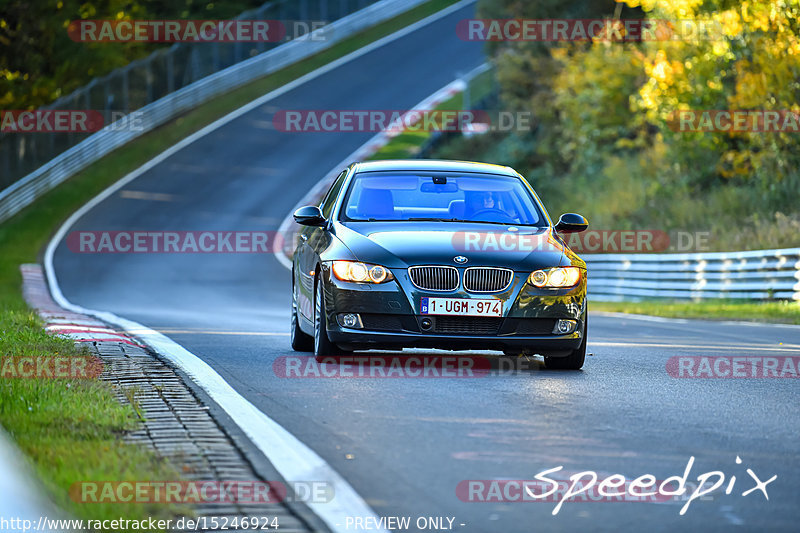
[528, 267, 582, 288]
[332, 261, 394, 283]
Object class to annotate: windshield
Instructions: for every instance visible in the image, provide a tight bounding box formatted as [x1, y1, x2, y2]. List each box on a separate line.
[339, 172, 545, 225]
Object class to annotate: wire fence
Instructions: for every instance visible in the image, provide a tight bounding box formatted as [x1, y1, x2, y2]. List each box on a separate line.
[0, 0, 379, 193]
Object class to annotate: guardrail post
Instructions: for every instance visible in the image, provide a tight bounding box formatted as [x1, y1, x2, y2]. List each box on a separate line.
[166, 49, 175, 94]
[122, 68, 130, 114]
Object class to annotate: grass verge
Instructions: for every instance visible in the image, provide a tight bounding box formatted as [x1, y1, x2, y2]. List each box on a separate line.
[592, 300, 800, 325]
[0, 313, 183, 525]
[0, 0, 459, 522]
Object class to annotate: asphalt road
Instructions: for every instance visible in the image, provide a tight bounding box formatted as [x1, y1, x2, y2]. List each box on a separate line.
[51, 3, 800, 531]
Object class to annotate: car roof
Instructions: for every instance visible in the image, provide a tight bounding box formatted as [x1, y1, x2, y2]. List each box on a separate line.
[352, 159, 519, 177]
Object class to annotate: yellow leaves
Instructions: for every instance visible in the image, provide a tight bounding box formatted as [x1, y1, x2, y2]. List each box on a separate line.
[618, 0, 659, 12]
[712, 10, 743, 38]
[632, 0, 704, 18]
[711, 39, 730, 57]
[550, 47, 568, 62]
[1, 69, 19, 81]
[670, 0, 706, 17]
[732, 67, 768, 108]
[718, 150, 754, 180]
[646, 50, 671, 82]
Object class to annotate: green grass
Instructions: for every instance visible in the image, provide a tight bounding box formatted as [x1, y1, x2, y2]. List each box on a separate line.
[0, 312, 183, 525]
[592, 300, 800, 324]
[0, 0, 459, 523]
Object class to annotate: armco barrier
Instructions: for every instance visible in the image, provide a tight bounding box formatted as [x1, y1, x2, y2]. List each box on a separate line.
[0, 0, 430, 224]
[585, 247, 800, 301]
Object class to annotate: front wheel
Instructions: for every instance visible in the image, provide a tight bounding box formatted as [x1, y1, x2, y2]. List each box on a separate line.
[544, 316, 587, 370]
[314, 278, 336, 360]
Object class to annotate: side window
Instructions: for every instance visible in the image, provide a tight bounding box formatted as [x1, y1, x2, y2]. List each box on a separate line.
[320, 170, 348, 219]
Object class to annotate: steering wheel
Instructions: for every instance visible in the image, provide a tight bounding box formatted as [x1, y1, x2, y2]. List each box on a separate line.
[469, 208, 515, 223]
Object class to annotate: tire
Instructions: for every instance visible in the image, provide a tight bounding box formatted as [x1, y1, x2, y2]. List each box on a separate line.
[544, 315, 587, 370]
[290, 278, 313, 352]
[314, 278, 336, 359]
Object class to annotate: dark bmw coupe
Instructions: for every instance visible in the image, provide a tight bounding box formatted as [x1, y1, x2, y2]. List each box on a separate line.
[290, 160, 589, 369]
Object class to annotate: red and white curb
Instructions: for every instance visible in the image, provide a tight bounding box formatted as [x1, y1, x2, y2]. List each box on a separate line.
[21, 264, 144, 347]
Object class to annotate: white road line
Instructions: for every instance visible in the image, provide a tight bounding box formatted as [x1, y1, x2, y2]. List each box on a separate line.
[589, 341, 800, 353]
[141, 329, 290, 336]
[594, 311, 800, 330]
[43, 2, 478, 531]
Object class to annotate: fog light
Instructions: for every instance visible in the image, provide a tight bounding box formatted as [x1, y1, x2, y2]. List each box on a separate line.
[553, 319, 577, 334]
[338, 313, 363, 329]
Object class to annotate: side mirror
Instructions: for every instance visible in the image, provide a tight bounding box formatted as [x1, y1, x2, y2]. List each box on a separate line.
[293, 205, 326, 227]
[555, 213, 588, 233]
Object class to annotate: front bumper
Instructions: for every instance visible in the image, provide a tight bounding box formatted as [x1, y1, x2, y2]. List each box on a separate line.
[320, 264, 586, 355]
[328, 327, 583, 354]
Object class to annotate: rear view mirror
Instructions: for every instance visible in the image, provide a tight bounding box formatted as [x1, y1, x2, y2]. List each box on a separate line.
[293, 205, 326, 227]
[555, 213, 588, 233]
[421, 182, 458, 193]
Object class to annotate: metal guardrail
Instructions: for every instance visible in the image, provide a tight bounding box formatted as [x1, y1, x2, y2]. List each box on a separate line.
[585, 248, 800, 301]
[0, 428, 64, 531]
[2, 0, 362, 192]
[0, 0, 429, 224]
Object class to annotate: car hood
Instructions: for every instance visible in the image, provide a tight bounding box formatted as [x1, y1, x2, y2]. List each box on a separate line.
[334, 221, 569, 271]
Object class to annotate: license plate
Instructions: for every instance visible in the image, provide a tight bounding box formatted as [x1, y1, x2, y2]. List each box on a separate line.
[420, 297, 503, 317]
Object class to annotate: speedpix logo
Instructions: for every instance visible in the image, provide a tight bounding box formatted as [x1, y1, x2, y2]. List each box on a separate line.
[458, 456, 776, 515]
